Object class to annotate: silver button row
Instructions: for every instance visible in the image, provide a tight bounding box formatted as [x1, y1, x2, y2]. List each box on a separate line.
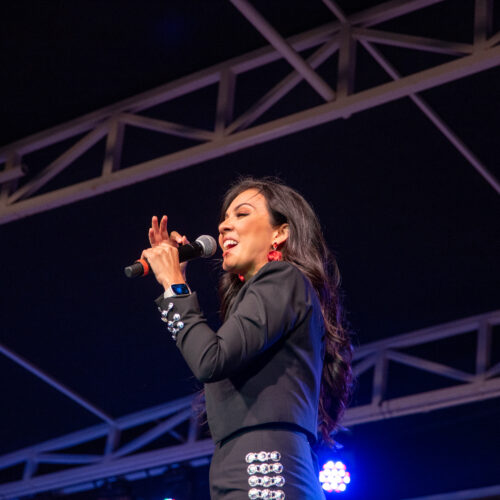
[248, 463, 283, 475]
[246, 451, 281, 463]
[248, 488, 285, 499]
[249, 475, 285, 487]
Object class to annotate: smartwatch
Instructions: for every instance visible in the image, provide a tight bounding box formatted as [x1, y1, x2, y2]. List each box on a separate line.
[164, 283, 191, 298]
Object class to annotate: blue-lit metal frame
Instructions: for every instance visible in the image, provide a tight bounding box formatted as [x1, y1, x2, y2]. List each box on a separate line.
[1, 309, 499, 498]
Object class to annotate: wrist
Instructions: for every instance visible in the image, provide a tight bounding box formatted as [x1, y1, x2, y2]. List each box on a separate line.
[161, 274, 186, 292]
[164, 283, 191, 298]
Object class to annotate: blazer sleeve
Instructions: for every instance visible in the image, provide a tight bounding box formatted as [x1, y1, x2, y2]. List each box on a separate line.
[155, 262, 310, 383]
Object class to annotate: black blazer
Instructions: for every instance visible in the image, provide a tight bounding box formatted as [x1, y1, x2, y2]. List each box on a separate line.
[155, 261, 325, 444]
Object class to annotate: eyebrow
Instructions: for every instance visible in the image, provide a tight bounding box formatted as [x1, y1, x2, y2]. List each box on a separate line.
[224, 202, 254, 219]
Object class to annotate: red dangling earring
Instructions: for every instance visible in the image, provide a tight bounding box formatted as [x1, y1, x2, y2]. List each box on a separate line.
[267, 242, 283, 262]
[238, 274, 245, 282]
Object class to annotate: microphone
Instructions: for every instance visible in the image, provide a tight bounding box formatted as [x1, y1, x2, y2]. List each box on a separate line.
[124, 235, 217, 278]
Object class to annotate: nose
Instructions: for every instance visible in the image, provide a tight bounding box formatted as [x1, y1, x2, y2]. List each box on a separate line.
[218, 217, 233, 235]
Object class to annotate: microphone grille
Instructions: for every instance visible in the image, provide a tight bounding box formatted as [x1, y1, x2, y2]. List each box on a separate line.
[195, 235, 217, 257]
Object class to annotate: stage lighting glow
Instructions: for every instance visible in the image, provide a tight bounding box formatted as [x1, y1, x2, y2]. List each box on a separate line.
[319, 460, 351, 493]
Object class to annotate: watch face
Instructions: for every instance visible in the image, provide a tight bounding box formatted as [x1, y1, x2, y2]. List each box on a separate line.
[172, 283, 190, 295]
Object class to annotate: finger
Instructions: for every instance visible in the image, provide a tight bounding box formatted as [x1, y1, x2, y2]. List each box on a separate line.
[152, 216, 159, 233]
[182, 235, 190, 245]
[170, 230, 183, 245]
[148, 228, 155, 246]
[160, 215, 168, 239]
[150, 216, 160, 245]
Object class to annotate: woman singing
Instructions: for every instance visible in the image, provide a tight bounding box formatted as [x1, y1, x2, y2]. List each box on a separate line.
[142, 178, 353, 499]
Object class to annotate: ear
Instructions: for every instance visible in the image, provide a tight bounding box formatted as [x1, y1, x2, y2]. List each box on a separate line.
[273, 223, 289, 247]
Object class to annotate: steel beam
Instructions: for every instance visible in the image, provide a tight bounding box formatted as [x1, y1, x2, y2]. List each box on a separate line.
[0, 396, 193, 471]
[337, 24, 357, 103]
[360, 39, 500, 194]
[119, 113, 215, 141]
[0, 343, 114, 426]
[344, 377, 500, 426]
[1, 44, 499, 224]
[1, 0, 499, 225]
[353, 27, 474, 55]
[7, 124, 108, 203]
[321, 0, 348, 23]
[354, 310, 500, 358]
[226, 37, 339, 134]
[474, 0, 494, 48]
[352, 0, 447, 27]
[215, 69, 237, 136]
[229, 0, 336, 102]
[102, 118, 125, 176]
[0, 164, 25, 184]
[0, 440, 215, 499]
[0, 22, 337, 163]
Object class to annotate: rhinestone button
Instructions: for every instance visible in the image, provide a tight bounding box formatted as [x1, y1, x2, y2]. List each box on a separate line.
[248, 475, 259, 487]
[247, 464, 258, 475]
[248, 488, 260, 500]
[272, 463, 283, 473]
[262, 476, 272, 487]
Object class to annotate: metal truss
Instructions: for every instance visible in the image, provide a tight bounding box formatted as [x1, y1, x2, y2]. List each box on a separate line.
[1, 309, 498, 499]
[1, 0, 499, 225]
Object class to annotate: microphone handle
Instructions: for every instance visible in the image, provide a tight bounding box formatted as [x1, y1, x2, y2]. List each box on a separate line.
[124, 242, 204, 279]
[124, 259, 149, 278]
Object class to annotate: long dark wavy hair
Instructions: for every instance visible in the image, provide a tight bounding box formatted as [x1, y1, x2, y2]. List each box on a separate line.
[218, 177, 353, 445]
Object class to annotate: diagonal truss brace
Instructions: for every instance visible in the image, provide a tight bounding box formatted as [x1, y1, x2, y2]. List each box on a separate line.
[332, 0, 500, 193]
[0, 342, 114, 426]
[0, 309, 499, 499]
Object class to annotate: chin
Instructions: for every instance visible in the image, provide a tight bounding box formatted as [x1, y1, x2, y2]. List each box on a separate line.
[222, 259, 244, 277]
[222, 260, 236, 273]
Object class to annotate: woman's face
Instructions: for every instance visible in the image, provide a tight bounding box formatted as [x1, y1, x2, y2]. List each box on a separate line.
[218, 189, 286, 279]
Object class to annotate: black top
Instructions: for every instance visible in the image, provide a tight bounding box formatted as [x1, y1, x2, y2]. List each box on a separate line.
[155, 261, 325, 444]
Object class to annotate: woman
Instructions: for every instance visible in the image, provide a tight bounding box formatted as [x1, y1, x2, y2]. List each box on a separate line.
[142, 178, 352, 499]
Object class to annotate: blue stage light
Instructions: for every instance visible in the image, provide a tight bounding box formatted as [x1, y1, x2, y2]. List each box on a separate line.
[319, 460, 351, 493]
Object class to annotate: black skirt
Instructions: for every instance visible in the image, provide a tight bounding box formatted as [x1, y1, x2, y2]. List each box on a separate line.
[209, 426, 326, 499]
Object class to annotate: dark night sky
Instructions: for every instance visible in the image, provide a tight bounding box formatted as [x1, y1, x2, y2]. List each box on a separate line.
[0, 1, 499, 498]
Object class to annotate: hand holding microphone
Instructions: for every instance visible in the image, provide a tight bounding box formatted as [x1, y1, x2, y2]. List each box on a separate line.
[124, 216, 216, 285]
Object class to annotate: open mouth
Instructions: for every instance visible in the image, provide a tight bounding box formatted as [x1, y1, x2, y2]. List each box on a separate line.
[222, 239, 238, 256]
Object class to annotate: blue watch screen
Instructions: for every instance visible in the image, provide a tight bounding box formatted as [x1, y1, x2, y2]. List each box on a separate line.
[172, 284, 189, 295]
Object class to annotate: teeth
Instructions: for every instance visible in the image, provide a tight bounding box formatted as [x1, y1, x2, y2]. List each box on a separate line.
[223, 239, 238, 249]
